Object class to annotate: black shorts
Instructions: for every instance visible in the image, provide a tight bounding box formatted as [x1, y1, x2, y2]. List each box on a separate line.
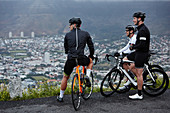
[127, 52, 148, 68]
[64, 55, 90, 76]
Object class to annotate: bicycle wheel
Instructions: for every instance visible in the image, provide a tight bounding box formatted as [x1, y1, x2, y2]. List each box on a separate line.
[100, 69, 121, 97]
[82, 72, 94, 100]
[143, 69, 169, 97]
[71, 74, 81, 111]
[150, 64, 164, 71]
[109, 69, 122, 92]
[116, 75, 131, 93]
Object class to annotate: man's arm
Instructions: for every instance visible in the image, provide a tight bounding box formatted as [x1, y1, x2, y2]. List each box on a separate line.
[87, 33, 94, 59]
[132, 30, 147, 50]
[64, 35, 68, 54]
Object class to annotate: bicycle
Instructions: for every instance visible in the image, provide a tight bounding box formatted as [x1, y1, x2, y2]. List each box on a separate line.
[71, 56, 98, 111]
[100, 52, 169, 97]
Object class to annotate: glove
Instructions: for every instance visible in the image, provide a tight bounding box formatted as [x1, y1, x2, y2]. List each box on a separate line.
[129, 44, 135, 50]
[88, 55, 94, 60]
[114, 52, 120, 57]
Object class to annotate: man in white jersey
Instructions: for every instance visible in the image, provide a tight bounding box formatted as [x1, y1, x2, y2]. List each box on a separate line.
[114, 25, 137, 90]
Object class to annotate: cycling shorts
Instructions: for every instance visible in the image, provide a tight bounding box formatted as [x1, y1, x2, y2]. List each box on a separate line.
[127, 52, 148, 68]
[64, 55, 90, 76]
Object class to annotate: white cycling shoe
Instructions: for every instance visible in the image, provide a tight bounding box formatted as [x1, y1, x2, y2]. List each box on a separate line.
[119, 80, 131, 90]
[129, 93, 143, 100]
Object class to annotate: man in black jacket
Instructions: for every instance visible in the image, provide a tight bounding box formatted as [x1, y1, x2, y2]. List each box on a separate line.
[57, 17, 94, 102]
[127, 12, 150, 100]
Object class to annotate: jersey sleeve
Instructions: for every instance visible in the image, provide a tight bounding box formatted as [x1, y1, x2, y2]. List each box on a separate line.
[86, 32, 94, 56]
[64, 34, 68, 54]
[133, 30, 147, 50]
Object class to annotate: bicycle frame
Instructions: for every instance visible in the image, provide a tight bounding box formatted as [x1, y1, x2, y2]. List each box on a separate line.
[107, 55, 156, 87]
[73, 65, 85, 94]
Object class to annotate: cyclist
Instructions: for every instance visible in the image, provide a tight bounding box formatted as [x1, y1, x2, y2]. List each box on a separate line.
[127, 12, 150, 100]
[114, 25, 137, 90]
[57, 17, 94, 102]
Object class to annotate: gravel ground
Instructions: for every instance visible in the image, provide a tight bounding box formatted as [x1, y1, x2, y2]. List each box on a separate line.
[0, 89, 170, 113]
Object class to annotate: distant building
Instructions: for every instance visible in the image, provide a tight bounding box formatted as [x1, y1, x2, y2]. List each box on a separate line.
[21, 32, 24, 37]
[31, 32, 35, 38]
[44, 52, 50, 64]
[9, 32, 12, 38]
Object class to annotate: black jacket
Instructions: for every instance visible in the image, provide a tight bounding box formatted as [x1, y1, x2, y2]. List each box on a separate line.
[133, 24, 150, 52]
[64, 28, 94, 59]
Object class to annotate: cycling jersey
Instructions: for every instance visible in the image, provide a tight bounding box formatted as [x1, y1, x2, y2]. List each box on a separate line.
[118, 34, 137, 55]
[132, 24, 150, 52]
[64, 28, 94, 76]
[127, 24, 150, 68]
[64, 28, 94, 59]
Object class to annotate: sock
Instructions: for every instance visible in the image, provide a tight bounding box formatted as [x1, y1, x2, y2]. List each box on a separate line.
[138, 90, 142, 96]
[59, 89, 65, 98]
[86, 69, 92, 78]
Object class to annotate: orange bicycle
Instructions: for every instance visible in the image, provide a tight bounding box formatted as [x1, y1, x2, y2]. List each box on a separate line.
[71, 56, 98, 111]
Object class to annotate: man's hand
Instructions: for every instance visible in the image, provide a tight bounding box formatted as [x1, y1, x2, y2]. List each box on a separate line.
[88, 55, 94, 60]
[129, 44, 135, 50]
[114, 52, 120, 57]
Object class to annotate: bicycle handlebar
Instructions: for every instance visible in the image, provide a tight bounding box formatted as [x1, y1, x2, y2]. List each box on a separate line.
[105, 54, 114, 62]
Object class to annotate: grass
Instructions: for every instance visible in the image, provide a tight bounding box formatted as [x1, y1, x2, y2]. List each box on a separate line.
[31, 76, 49, 81]
[0, 79, 169, 101]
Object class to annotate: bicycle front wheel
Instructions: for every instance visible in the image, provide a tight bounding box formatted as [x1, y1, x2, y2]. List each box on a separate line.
[109, 69, 122, 92]
[82, 72, 94, 100]
[71, 74, 81, 111]
[100, 69, 121, 97]
[143, 69, 169, 97]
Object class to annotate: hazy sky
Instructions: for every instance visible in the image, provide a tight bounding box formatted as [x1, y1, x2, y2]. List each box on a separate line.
[0, 0, 170, 1]
[74, 0, 170, 1]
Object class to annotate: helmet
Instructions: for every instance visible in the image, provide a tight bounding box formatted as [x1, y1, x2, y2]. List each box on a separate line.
[125, 25, 137, 32]
[133, 12, 146, 19]
[69, 17, 82, 26]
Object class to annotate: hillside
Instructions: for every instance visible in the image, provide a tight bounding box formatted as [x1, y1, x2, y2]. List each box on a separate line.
[0, 0, 170, 39]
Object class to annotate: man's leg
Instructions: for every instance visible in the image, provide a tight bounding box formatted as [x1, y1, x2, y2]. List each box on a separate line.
[86, 58, 93, 77]
[136, 68, 143, 95]
[123, 57, 129, 72]
[57, 59, 75, 102]
[60, 74, 69, 97]
[85, 58, 93, 87]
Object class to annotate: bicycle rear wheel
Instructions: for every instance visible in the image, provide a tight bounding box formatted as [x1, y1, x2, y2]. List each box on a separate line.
[82, 72, 94, 100]
[71, 74, 81, 111]
[143, 69, 169, 97]
[150, 64, 164, 71]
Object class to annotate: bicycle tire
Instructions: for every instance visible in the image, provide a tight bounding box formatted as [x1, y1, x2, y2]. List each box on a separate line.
[100, 69, 121, 97]
[150, 64, 164, 71]
[116, 75, 131, 93]
[108, 69, 122, 93]
[100, 73, 114, 97]
[71, 74, 81, 111]
[143, 69, 169, 97]
[82, 72, 94, 100]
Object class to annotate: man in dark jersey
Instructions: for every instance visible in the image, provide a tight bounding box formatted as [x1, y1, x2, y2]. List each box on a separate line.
[127, 12, 150, 100]
[57, 17, 94, 102]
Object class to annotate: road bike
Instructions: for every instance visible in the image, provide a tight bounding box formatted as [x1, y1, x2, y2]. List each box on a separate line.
[71, 56, 98, 111]
[100, 52, 169, 97]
